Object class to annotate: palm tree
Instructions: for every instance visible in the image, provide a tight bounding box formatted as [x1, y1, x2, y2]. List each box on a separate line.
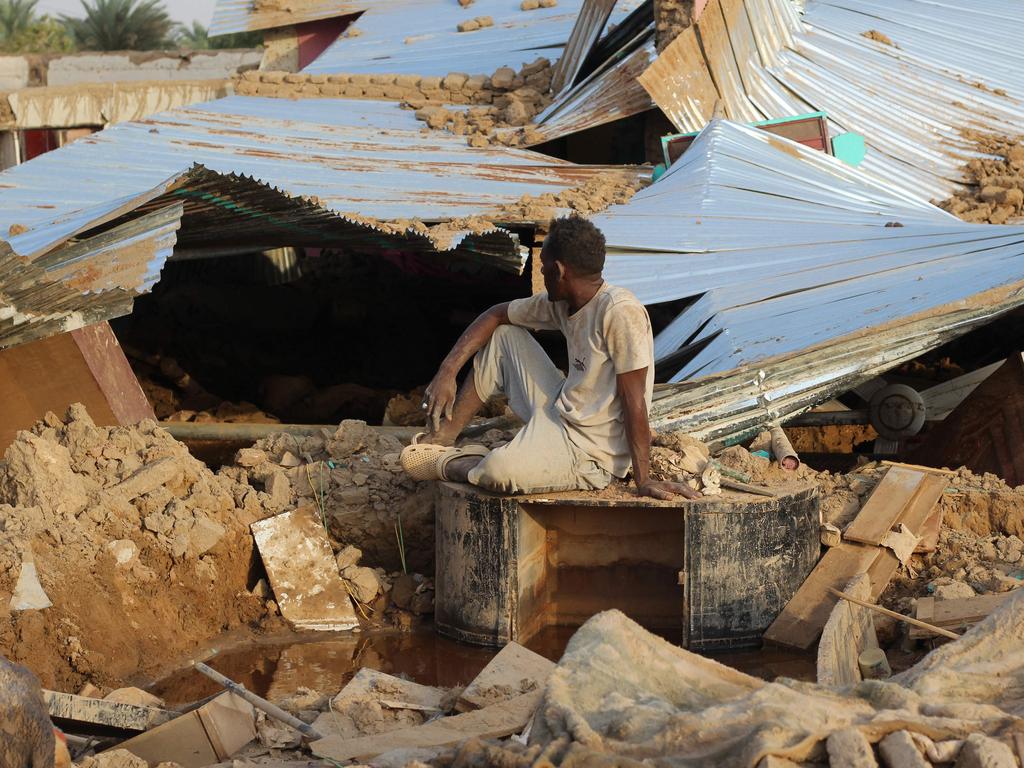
[0, 0, 38, 42]
[62, 0, 173, 50]
[174, 19, 209, 49]
[175, 20, 262, 50]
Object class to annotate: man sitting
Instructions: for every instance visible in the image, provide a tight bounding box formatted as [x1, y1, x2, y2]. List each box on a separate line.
[400, 215, 699, 500]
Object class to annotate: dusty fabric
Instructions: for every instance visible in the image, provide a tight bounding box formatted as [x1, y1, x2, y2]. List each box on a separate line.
[516, 598, 1024, 767]
[469, 326, 610, 494]
[506, 283, 654, 477]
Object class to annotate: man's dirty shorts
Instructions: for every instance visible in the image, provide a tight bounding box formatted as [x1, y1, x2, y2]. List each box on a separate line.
[466, 325, 611, 495]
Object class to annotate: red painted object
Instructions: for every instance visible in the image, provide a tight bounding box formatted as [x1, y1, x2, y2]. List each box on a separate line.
[297, 15, 359, 70]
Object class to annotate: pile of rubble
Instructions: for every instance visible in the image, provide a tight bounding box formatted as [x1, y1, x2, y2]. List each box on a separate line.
[938, 133, 1024, 224]
[232, 419, 435, 572]
[0, 405, 279, 690]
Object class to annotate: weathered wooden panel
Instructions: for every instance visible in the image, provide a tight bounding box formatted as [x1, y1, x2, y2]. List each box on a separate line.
[912, 353, 1024, 485]
[0, 321, 153, 453]
[816, 574, 878, 687]
[45, 690, 174, 733]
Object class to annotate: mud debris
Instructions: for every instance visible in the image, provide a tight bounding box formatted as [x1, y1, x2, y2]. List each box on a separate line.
[938, 132, 1024, 224]
[861, 29, 898, 47]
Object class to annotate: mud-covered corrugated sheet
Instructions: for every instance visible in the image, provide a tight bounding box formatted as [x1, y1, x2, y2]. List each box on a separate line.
[210, 0, 362, 36]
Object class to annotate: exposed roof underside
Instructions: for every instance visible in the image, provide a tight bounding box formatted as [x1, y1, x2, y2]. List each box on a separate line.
[210, 0, 363, 36]
[640, 0, 1024, 202]
[0, 95, 642, 352]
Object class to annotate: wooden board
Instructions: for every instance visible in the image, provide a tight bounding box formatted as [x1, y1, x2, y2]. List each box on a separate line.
[816, 574, 878, 687]
[910, 593, 1014, 638]
[251, 505, 358, 631]
[762, 542, 878, 650]
[44, 690, 174, 733]
[866, 474, 946, 601]
[117, 692, 255, 768]
[311, 690, 541, 763]
[0, 322, 154, 453]
[456, 642, 555, 712]
[843, 468, 925, 546]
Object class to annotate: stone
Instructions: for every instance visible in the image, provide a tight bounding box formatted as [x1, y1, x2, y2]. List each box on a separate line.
[444, 72, 469, 91]
[188, 516, 226, 556]
[520, 57, 550, 77]
[426, 108, 450, 129]
[476, 15, 494, 26]
[756, 758, 802, 768]
[521, 0, 539, 8]
[105, 540, 138, 567]
[252, 578, 271, 599]
[79, 749, 149, 768]
[827, 728, 878, 768]
[265, 471, 291, 508]
[235, 448, 268, 468]
[490, 66, 516, 89]
[261, 70, 286, 84]
[336, 545, 362, 570]
[539, 0, 557, 6]
[457, 19, 479, 31]
[103, 687, 165, 709]
[933, 580, 976, 599]
[395, 74, 421, 88]
[503, 100, 531, 126]
[879, 730, 929, 768]
[342, 565, 381, 604]
[954, 733, 1017, 768]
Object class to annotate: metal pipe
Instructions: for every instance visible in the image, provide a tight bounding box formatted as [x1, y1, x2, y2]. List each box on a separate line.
[783, 409, 870, 427]
[160, 415, 514, 444]
[193, 662, 323, 740]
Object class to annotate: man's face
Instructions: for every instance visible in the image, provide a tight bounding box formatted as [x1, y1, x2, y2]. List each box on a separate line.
[539, 244, 564, 301]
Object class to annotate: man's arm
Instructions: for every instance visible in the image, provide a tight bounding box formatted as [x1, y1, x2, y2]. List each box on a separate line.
[425, 302, 511, 432]
[618, 368, 701, 500]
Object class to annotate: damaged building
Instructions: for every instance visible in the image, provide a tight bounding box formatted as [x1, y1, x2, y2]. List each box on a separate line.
[1, 0, 1024, 766]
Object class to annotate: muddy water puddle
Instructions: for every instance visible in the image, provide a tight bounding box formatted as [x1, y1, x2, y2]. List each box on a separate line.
[152, 625, 815, 707]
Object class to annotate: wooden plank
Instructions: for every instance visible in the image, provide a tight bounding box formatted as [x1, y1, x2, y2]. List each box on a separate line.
[310, 690, 542, 763]
[867, 474, 946, 601]
[763, 542, 878, 650]
[250, 505, 358, 631]
[70, 322, 154, 425]
[816, 574, 878, 687]
[843, 468, 925, 546]
[117, 692, 256, 768]
[456, 642, 555, 712]
[44, 690, 174, 733]
[909, 593, 1013, 638]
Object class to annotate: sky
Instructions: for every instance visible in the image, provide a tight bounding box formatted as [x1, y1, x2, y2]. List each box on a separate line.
[36, 0, 218, 26]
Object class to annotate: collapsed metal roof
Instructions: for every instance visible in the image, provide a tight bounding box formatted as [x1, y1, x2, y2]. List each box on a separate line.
[302, 0, 644, 77]
[210, 0, 363, 36]
[593, 119, 1024, 443]
[0, 95, 641, 351]
[639, 0, 1024, 202]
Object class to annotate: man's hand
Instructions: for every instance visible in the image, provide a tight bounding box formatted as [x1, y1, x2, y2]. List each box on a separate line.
[636, 479, 703, 501]
[424, 369, 457, 433]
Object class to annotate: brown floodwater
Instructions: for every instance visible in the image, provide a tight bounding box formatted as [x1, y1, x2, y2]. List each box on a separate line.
[151, 624, 816, 708]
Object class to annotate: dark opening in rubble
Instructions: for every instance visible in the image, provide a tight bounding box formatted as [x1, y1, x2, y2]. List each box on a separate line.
[111, 248, 531, 425]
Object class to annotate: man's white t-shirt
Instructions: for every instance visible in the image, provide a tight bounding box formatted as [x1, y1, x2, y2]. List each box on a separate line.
[506, 282, 654, 478]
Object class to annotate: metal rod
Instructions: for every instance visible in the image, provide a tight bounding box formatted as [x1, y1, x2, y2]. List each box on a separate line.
[193, 661, 323, 740]
[827, 588, 961, 641]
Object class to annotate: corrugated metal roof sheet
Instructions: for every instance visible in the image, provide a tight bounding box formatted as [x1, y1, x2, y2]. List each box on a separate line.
[548, 0, 617, 95]
[530, 27, 656, 143]
[0, 204, 182, 350]
[210, 0, 363, 36]
[639, 0, 1024, 202]
[591, 119, 1024, 442]
[0, 96, 642, 269]
[302, 0, 644, 77]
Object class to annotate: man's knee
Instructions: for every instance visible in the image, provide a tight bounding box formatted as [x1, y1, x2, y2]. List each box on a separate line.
[488, 324, 531, 349]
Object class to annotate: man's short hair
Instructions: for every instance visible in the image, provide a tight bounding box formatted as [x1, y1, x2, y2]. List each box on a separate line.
[545, 216, 606, 275]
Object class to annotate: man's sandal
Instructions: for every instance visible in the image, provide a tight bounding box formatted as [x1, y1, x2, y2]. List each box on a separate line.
[400, 434, 490, 481]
